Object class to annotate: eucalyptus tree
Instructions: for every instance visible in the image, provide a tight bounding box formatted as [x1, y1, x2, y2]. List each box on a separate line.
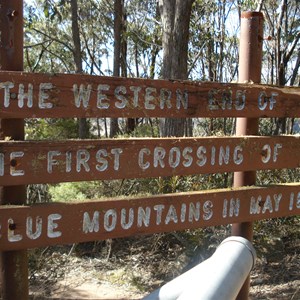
[124, 0, 161, 134]
[260, 0, 300, 134]
[188, 0, 240, 137]
[109, 0, 124, 137]
[24, 0, 114, 139]
[159, 0, 195, 137]
[25, 0, 113, 75]
[125, 0, 161, 79]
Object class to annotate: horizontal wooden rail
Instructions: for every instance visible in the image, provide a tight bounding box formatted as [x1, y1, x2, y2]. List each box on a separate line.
[0, 136, 299, 185]
[0, 183, 299, 251]
[0, 71, 299, 118]
[1, 136, 299, 186]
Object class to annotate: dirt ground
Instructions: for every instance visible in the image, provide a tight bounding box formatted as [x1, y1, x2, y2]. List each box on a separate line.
[29, 220, 299, 300]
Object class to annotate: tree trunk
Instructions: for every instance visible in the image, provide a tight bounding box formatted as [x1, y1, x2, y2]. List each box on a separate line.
[110, 0, 125, 138]
[290, 48, 300, 86]
[71, 0, 89, 139]
[158, 0, 194, 193]
[149, 4, 160, 79]
[159, 0, 194, 137]
[273, 0, 300, 134]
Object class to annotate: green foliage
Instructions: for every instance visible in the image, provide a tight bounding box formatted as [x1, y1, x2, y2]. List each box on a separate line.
[49, 182, 87, 202]
[257, 168, 300, 185]
[194, 118, 236, 137]
[24, 0, 112, 74]
[237, 0, 258, 11]
[27, 184, 52, 204]
[26, 119, 78, 140]
[123, 120, 160, 138]
[23, 0, 300, 247]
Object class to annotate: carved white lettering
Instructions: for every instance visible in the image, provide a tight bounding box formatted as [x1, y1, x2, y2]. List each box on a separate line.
[273, 193, 282, 212]
[8, 218, 22, 242]
[18, 84, 33, 108]
[250, 195, 262, 214]
[233, 145, 244, 165]
[137, 207, 151, 227]
[182, 147, 193, 167]
[261, 144, 271, 163]
[138, 145, 244, 170]
[121, 208, 134, 230]
[154, 147, 166, 168]
[258, 91, 278, 110]
[0, 153, 4, 176]
[289, 192, 294, 211]
[0, 82, 14, 108]
[104, 209, 117, 232]
[160, 88, 172, 109]
[39, 83, 53, 109]
[76, 149, 91, 172]
[273, 143, 282, 162]
[26, 216, 42, 240]
[262, 195, 273, 213]
[219, 146, 230, 165]
[96, 149, 108, 171]
[229, 198, 240, 217]
[203, 200, 213, 220]
[138, 148, 151, 170]
[83, 211, 99, 233]
[47, 148, 123, 174]
[2, 81, 189, 111]
[165, 205, 178, 224]
[154, 204, 165, 225]
[73, 84, 92, 108]
[47, 214, 62, 238]
[169, 147, 181, 168]
[261, 143, 282, 163]
[66, 151, 72, 172]
[129, 86, 141, 107]
[180, 203, 187, 222]
[188, 202, 200, 222]
[250, 194, 281, 215]
[208, 89, 245, 111]
[289, 192, 300, 211]
[196, 146, 207, 166]
[145, 87, 156, 110]
[111, 148, 123, 171]
[115, 86, 127, 109]
[47, 151, 61, 173]
[211, 146, 216, 165]
[176, 89, 189, 109]
[222, 199, 228, 218]
[235, 90, 246, 110]
[97, 84, 110, 109]
[10, 151, 25, 176]
[222, 198, 240, 218]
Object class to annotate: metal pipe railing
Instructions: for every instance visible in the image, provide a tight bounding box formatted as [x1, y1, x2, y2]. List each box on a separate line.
[143, 236, 256, 300]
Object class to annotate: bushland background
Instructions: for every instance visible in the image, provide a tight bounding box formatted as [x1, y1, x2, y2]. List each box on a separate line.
[22, 0, 299, 298]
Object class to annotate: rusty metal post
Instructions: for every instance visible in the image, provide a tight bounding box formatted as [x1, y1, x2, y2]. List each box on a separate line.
[232, 11, 264, 300]
[0, 1, 29, 299]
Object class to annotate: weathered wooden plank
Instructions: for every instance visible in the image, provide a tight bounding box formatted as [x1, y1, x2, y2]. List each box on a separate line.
[0, 183, 299, 251]
[0, 71, 299, 118]
[0, 136, 299, 186]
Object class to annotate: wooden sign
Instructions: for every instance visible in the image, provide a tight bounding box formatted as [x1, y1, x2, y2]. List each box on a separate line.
[0, 71, 299, 118]
[0, 136, 299, 186]
[0, 183, 299, 251]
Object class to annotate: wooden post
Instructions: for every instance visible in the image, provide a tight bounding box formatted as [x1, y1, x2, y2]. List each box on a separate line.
[232, 11, 264, 300]
[0, 1, 29, 299]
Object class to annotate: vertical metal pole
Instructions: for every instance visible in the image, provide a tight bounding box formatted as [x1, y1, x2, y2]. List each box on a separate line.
[232, 11, 264, 300]
[0, 1, 29, 300]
